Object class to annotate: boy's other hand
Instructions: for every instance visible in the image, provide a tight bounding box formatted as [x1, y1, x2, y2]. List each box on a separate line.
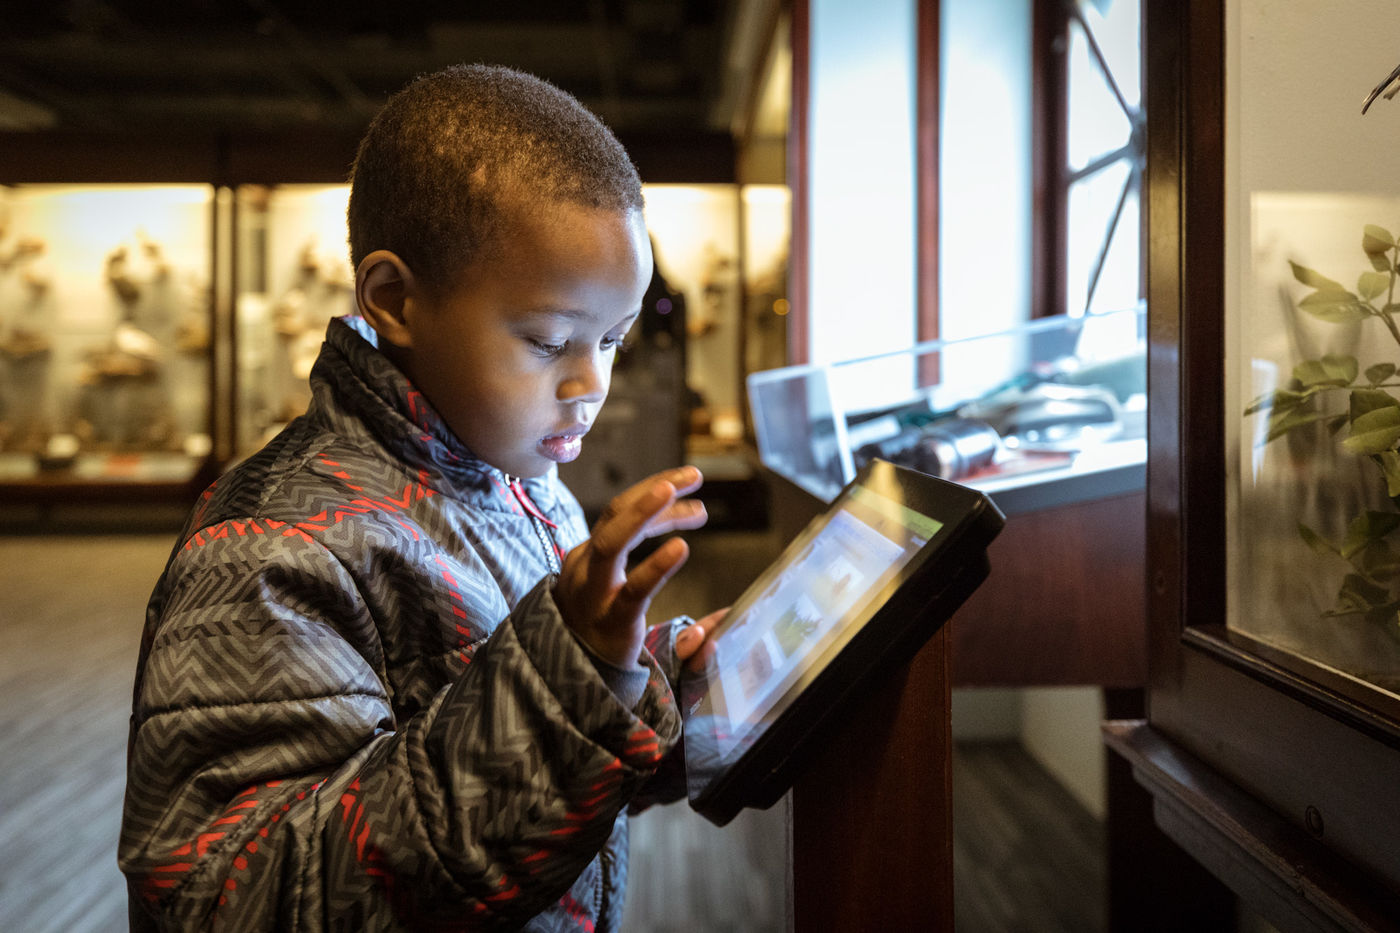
[675, 607, 729, 663]
[555, 467, 708, 669]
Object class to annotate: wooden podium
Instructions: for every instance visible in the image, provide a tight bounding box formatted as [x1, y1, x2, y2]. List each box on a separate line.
[764, 445, 1145, 927]
[765, 470, 955, 930]
[789, 626, 954, 930]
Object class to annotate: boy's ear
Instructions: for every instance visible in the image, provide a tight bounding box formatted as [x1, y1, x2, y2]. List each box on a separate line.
[355, 250, 418, 349]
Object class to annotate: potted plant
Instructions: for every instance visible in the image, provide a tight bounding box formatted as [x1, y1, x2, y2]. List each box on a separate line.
[1248, 224, 1400, 637]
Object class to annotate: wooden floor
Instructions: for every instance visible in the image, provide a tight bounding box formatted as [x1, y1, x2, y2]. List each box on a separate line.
[0, 533, 174, 933]
[0, 528, 1105, 933]
[953, 742, 1107, 933]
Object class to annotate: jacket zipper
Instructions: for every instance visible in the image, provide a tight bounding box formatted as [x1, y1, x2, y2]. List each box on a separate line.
[595, 846, 610, 931]
[509, 474, 606, 927]
[506, 475, 563, 575]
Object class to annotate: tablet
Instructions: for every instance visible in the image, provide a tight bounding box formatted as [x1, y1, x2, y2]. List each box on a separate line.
[681, 458, 1005, 826]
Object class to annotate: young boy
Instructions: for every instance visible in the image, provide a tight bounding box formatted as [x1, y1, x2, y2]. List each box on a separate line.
[119, 64, 720, 932]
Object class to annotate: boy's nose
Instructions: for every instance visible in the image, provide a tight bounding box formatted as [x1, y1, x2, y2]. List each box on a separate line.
[558, 354, 609, 404]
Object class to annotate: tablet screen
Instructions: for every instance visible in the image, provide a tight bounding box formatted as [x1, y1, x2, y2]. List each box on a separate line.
[684, 473, 949, 773]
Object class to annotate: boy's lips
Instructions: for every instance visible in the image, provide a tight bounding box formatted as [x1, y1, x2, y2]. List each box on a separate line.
[539, 424, 589, 463]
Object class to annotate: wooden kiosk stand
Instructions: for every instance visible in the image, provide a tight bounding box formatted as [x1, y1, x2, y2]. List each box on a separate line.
[764, 429, 1147, 928]
[761, 468, 956, 930]
[790, 629, 954, 930]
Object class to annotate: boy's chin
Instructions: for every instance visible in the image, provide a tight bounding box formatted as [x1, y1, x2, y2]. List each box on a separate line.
[486, 454, 555, 480]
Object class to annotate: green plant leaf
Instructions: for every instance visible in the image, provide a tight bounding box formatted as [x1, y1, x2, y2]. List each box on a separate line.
[1244, 388, 1309, 416]
[1326, 354, 1360, 383]
[1324, 573, 1391, 616]
[1362, 224, 1396, 254]
[1265, 406, 1326, 443]
[1366, 362, 1398, 386]
[1340, 510, 1400, 559]
[1380, 451, 1400, 498]
[1342, 405, 1400, 455]
[1290, 260, 1346, 292]
[1294, 355, 1358, 388]
[1298, 522, 1338, 556]
[1298, 290, 1369, 323]
[1359, 271, 1390, 299]
[1368, 252, 1393, 273]
[1299, 289, 1366, 320]
[1357, 538, 1400, 581]
[1350, 387, 1400, 421]
[1327, 413, 1350, 435]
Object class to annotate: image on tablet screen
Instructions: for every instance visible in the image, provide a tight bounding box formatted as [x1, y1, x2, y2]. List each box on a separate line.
[707, 489, 943, 756]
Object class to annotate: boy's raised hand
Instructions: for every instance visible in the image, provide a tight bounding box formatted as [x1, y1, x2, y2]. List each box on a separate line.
[555, 466, 708, 669]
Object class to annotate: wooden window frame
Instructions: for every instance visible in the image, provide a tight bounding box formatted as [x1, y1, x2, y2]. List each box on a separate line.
[1142, 0, 1400, 907]
[1033, 0, 1146, 321]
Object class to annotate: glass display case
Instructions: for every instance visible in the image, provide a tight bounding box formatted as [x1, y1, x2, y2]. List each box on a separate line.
[748, 304, 1146, 510]
[0, 183, 215, 490]
[644, 184, 747, 442]
[0, 175, 787, 509]
[233, 184, 356, 455]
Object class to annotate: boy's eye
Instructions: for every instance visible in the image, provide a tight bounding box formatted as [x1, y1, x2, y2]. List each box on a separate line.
[527, 332, 629, 356]
[529, 338, 567, 356]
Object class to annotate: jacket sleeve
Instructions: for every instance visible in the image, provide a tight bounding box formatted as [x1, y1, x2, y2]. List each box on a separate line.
[627, 617, 697, 813]
[119, 528, 681, 932]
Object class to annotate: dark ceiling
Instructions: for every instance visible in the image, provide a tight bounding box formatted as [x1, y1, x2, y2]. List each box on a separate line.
[0, 0, 763, 140]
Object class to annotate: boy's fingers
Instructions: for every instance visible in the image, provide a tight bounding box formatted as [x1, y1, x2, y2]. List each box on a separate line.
[622, 467, 705, 540]
[589, 480, 676, 565]
[630, 465, 701, 497]
[593, 476, 706, 561]
[561, 465, 704, 634]
[612, 536, 690, 618]
[665, 465, 704, 497]
[588, 466, 705, 561]
[604, 467, 700, 519]
[593, 467, 701, 531]
[642, 499, 708, 538]
[676, 608, 727, 661]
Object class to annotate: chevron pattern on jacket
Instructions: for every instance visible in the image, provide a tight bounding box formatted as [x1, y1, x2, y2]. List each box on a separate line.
[120, 316, 687, 932]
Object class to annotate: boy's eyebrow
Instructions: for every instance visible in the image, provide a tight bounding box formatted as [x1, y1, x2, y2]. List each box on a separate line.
[519, 306, 643, 323]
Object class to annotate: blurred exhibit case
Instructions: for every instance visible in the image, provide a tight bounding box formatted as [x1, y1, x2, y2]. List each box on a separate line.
[0, 183, 216, 494]
[233, 184, 357, 454]
[0, 177, 789, 512]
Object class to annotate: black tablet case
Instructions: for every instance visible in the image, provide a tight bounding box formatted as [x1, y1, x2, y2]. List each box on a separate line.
[682, 458, 1005, 826]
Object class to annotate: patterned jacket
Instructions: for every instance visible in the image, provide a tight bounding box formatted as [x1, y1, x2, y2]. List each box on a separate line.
[120, 316, 686, 932]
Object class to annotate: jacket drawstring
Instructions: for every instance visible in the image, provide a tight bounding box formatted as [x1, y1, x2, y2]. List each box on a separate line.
[507, 475, 565, 572]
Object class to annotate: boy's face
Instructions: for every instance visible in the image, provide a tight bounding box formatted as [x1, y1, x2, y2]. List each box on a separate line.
[398, 203, 652, 478]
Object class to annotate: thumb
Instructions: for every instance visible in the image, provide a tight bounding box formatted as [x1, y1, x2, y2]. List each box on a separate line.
[675, 623, 706, 660]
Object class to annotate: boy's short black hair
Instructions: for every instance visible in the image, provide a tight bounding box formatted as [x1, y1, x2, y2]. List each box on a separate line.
[347, 63, 645, 296]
